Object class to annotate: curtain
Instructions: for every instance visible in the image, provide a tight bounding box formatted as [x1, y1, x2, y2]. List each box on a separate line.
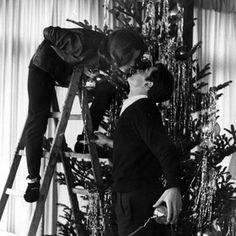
[194, 0, 236, 12]
[0, 0, 105, 235]
[193, 3, 236, 177]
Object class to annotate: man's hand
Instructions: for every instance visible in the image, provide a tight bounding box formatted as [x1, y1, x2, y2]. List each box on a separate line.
[153, 187, 182, 224]
[92, 131, 113, 148]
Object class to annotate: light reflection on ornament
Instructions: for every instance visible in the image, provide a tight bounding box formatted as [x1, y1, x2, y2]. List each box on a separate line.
[201, 123, 213, 134]
[153, 205, 168, 224]
[213, 122, 221, 136]
[202, 125, 209, 134]
[85, 79, 96, 89]
[175, 45, 189, 61]
[169, 8, 178, 17]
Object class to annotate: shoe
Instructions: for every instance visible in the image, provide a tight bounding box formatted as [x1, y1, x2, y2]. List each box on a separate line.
[24, 177, 40, 203]
[43, 136, 53, 151]
[74, 134, 89, 153]
[43, 136, 73, 152]
[62, 142, 73, 152]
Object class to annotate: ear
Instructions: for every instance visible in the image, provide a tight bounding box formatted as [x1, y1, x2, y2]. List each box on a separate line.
[144, 81, 153, 89]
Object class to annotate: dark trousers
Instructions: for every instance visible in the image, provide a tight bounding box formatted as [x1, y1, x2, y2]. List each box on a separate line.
[114, 189, 167, 236]
[25, 65, 54, 179]
[25, 65, 116, 179]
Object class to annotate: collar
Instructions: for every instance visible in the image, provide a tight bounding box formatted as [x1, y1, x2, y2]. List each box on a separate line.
[120, 95, 148, 115]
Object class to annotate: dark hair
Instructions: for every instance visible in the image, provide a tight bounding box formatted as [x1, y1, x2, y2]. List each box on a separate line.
[98, 29, 147, 67]
[146, 64, 174, 102]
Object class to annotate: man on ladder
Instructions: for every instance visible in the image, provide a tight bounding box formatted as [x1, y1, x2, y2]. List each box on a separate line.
[24, 25, 147, 203]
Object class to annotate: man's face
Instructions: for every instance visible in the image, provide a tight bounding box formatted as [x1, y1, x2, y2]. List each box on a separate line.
[127, 67, 156, 88]
[119, 49, 141, 73]
[127, 70, 148, 87]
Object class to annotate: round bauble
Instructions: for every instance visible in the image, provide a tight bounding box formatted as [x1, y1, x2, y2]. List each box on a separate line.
[175, 45, 189, 61]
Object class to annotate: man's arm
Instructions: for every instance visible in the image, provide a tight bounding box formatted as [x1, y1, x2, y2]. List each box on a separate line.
[93, 131, 114, 148]
[153, 187, 182, 224]
[136, 102, 182, 224]
[137, 104, 181, 188]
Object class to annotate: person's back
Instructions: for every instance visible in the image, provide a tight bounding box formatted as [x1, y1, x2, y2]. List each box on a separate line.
[30, 27, 106, 87]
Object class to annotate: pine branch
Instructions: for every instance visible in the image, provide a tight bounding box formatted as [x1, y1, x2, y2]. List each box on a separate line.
[66, 19, 103, 32]
[210, 81, 232, 92]
[110, 0, 143, 27]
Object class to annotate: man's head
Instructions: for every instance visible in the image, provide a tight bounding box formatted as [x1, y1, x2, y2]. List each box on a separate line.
[127, 64, 174, 102]
[99, 29, 147, 72]
[146, 64, 174, 102]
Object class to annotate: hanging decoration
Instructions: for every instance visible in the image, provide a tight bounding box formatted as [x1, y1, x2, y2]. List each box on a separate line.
[87, 191, 104, 235]
[103, 0, 111, 29]
[175, 45, 189, 61]
[142, 0, 156, 38]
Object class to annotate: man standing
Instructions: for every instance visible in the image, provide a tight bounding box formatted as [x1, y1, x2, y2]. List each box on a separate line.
[94, 64, 182, 236]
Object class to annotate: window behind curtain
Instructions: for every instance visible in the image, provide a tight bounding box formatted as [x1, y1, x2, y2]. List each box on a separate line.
[193, 1, 236, 134]
[193, 1, 236, 184]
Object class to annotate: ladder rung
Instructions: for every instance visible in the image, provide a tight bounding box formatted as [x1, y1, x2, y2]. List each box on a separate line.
[49, 152, 110, 164]
[6, 187, 92, 197]
[44, 151, 91, 160]
[19, 150, 91, 159]
[6, 188, 24, 197]
[72, 188, 89, 195]
[49, 112, 82, 120]
[63, 152, 110, 164]
[18, 150, 110, 163]
[6, 187, 89, 197]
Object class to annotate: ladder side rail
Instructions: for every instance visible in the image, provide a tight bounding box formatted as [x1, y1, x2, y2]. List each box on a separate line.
[51, 84, 87, 235]
[59, 151, 87, 236]
[79, 86, 104, 189]
[79, 81, 113, 235]
[51, 87, 68, 150]
[0, 121, 26, 220]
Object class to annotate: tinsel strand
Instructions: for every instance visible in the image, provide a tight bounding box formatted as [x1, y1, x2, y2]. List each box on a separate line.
[196, 90, 218, 231]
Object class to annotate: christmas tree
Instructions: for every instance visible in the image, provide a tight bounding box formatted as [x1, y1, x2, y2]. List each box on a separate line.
[57, 1, 236, 235]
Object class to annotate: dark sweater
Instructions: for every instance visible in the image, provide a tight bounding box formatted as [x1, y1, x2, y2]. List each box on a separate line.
[112, 98, 181, 192]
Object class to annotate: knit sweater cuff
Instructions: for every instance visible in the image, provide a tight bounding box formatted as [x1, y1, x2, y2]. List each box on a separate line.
[165, 175, 181, 189]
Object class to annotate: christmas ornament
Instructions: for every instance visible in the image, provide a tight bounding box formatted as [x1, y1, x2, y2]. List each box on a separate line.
[176, 0, 185, 7]
[85, 79, 96, 89]
[175, 45, 189, 61]
[153, 205, 168, 224]
[213, 122, 221, 136]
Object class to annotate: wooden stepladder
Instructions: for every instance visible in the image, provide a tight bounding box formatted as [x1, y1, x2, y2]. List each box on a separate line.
[0, 66, 105, 236]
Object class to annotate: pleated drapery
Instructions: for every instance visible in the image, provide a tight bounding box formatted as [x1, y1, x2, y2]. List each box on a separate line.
[193, 2, 236, 179]
[194, 0, 236, 12]
[0, 0, 105, 235]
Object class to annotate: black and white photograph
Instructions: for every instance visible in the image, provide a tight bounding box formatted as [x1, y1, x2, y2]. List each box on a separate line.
[0, 0, 236, 235]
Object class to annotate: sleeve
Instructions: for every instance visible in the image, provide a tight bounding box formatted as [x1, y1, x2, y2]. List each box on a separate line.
[43, 26, 84, 64]
[136, 103, 181, 189]
[90, 80, 116, 131]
